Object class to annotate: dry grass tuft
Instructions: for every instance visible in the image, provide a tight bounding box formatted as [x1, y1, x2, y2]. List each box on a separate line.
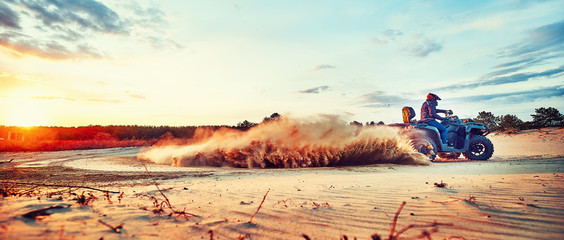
[434, 180, 447, 188]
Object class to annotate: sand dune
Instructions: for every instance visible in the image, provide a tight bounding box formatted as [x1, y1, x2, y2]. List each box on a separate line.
[488, 128, 564, 159]
[0, 128, 563, 239]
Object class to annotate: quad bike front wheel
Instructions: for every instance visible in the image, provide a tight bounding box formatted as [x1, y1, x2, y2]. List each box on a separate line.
[413, 139, 437, 161]
[463, 135, 494, 160]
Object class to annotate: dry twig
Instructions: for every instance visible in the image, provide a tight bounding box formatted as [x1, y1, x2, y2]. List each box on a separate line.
[367, 201, 458, 240]
[448, 195, 480, 209]
[98, 219, 124, 233]
[104, 191, 113, 204]
[118, 192, 124, 204]
[249, 189, 270, 224]
[312, 201, 331, 209]
[237, 233, 251, 239]
[22, 204, 69, 219]
[142, 163, 197, 218]
[394, 221, 453, 239]
[388, 201, 407, 239]
[74, 191, 98, 206]
[0, 181, 119, 194]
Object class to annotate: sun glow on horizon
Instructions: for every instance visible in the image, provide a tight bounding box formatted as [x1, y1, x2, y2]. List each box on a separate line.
[4, 97, 49, 127]
[6, 109, 48, 127]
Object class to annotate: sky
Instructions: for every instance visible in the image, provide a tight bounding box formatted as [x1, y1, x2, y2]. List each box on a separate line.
[0, 0, 563, 127]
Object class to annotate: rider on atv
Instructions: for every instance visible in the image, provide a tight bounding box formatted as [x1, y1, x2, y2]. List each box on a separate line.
[420, 93, 452, 145]
[397, 93, 493, 161]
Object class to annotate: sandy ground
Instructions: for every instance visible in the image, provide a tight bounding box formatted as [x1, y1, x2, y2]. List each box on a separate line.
[488, 128, 564, 159]
[1, 128, 563, 240]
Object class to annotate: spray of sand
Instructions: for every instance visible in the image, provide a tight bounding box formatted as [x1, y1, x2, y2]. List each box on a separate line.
[138, 115, 428, 168]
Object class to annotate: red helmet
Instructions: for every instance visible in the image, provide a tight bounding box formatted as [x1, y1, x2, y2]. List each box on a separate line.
[426, 93, 441, 101]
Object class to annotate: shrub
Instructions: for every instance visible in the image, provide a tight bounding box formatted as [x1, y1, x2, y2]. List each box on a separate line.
[531, 107, 564, 128]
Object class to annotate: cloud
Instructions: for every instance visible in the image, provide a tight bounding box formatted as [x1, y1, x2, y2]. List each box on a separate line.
[452, 86, 564, 103]
[0, 0, 179, 60]
[130, 4, 168, 30]
[125, 91, 146, 100]
[0, 94, 121, 104]
[371, 29, 403, 45]
[489, 20, 564, 75]
[383, 29, 403, 40]
[127, 3, 183, 50]
[0, 0, 125, 60]
[491, 55, 560, 69]
[31, 95, 122, 103]
[311, 65, 336, 71]
[497, 19, 564, 58]
[0, 72, 29, 91]
[298, 86, 330, 94]
[432, 20, 564, 93]
[372, 29, 442, 57]
[0, 31, 105, 60]
[488, 54, 561, 76]
[477, 20, 564, 92]
[31, 96, 77, 101]
[435, 65, 564, 91]
[404, 37, 443, 58]
[145, 36, 184, 50]
[18, 0, 127, 34]
[233, 3, 241, 11]
[358, 91, 409, 108]
[0, 1, 20, 29]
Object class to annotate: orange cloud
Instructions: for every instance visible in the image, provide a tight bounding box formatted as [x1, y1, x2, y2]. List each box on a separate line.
[0, 32, 104, 60]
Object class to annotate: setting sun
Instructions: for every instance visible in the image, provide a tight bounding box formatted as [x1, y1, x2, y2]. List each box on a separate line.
[5, 100, 48, 127]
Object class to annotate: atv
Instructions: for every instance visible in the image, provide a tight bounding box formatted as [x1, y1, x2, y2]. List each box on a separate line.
[395, 106, 494, 161]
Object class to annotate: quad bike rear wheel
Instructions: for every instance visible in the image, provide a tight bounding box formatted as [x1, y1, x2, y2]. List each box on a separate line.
[438, 152, 461, 159]
[413, 139, 437, 161]
[463, 135, 494, 160]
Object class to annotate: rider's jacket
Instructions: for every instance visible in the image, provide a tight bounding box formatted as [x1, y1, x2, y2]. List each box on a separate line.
[420, 100, 447, 122]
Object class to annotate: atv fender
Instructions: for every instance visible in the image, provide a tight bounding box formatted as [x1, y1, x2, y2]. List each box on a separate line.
[418, 125, 470, 152]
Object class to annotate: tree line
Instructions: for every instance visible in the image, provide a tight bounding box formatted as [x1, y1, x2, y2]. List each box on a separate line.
[1, 108, 562, 144]
[0, 113, 284, 143]
[345, 107, 563, 133]
[0, 125, 200, 142]
[473, 107, 564, 132]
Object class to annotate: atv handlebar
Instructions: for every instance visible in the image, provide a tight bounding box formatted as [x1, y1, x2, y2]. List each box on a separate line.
[443, 110, 454, 119]
[441, 110, 456, 122]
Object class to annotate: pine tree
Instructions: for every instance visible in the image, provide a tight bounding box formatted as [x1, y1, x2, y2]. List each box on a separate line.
[531, 107, 564, 128]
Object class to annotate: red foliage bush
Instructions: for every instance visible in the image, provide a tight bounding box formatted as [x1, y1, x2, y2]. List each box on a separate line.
[0, 139, 154, 152]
